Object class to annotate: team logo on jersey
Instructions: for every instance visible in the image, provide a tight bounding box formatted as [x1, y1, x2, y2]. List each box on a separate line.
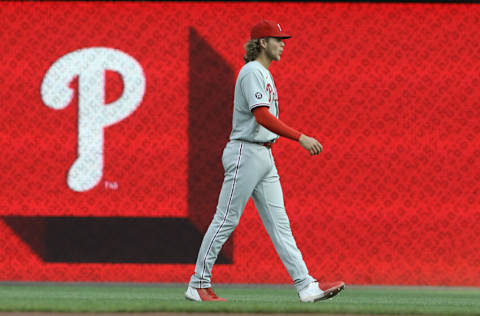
[266, 83, 273, 102]
[277, 24, 282, 31]
[255, 92, 262, 99]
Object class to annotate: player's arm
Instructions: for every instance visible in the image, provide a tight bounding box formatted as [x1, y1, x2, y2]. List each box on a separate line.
[252, 107, 323, 155]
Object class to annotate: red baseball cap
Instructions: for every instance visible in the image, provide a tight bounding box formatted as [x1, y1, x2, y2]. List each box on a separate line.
[250, 20, 291, 39]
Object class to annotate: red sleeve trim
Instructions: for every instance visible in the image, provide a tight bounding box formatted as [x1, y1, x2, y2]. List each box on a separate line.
[252, 107, 302, 141]
[249, 103, 270, 110]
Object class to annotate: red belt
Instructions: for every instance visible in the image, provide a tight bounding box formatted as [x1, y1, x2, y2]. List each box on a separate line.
[262, 141, 274, 149]
[239, 140, 275, 148]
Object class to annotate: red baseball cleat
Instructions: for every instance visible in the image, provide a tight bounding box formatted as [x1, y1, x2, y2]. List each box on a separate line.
[185, 286, 227, 301]
[298, 281, 345, 302]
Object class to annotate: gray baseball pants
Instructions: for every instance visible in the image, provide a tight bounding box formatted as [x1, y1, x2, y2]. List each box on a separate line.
[188, 140, 315, 292]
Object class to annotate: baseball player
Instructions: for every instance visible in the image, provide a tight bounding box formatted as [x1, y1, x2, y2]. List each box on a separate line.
[185, 20, 345, 302]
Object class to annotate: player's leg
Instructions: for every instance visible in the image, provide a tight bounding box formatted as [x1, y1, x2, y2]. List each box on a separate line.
[188, 141, 267, 290]
[252, 162, 315, 293]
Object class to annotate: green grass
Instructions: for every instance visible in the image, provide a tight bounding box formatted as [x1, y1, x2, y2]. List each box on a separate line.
[0, 283, 479, 315]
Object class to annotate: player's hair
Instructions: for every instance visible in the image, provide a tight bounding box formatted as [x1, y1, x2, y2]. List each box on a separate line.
[243, 38, 263, 63]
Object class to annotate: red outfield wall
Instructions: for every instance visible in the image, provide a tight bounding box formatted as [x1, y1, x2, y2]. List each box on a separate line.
[0, 2, 479, 285]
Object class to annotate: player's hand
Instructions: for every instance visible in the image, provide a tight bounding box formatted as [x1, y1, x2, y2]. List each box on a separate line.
[299, 134, 323, 156]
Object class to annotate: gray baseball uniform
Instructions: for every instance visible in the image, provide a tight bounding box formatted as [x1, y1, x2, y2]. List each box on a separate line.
[188, 60, 315, 292]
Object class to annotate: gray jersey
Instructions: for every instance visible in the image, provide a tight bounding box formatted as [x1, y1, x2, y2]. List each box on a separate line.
[229, 61, 279, 143]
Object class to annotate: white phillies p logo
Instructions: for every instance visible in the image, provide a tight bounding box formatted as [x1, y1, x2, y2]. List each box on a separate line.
[41, 47, 146, 192]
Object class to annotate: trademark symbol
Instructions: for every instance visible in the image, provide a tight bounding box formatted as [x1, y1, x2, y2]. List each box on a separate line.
[104, 181, 118, 190]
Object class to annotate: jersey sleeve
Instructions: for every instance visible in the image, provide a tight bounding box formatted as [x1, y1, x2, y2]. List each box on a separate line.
[252, 107, 302, 141]
[240, 70, 270, 111]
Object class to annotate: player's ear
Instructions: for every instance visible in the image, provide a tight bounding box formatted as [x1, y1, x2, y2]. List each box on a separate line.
[259, 38, 268, 49]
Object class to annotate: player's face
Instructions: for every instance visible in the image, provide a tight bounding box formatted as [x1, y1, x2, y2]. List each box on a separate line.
[265, 37, 285, 61]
